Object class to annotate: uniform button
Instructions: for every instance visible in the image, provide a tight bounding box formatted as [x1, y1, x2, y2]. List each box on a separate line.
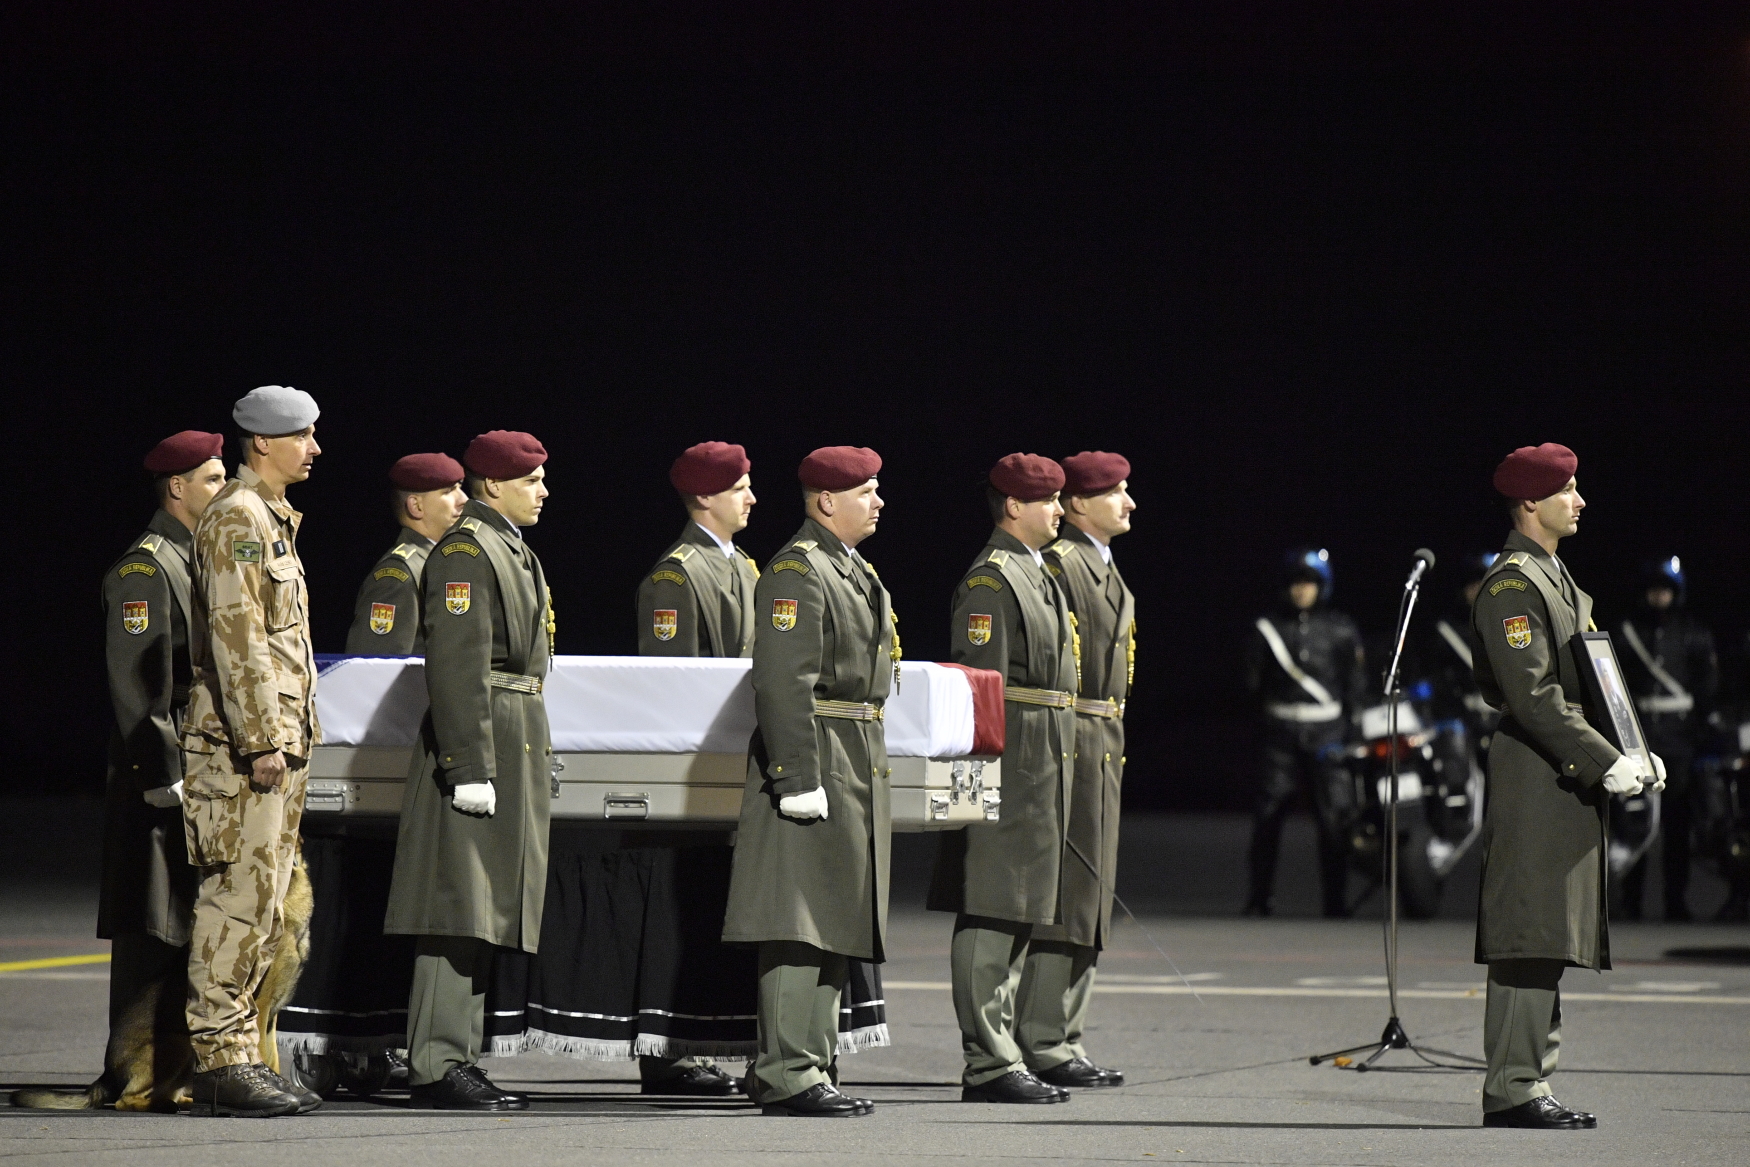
[132, 764, 140, 770]
[1105, 752, 1111, 762]
[775, 766, 783, 772]
[525, 743, 530, 753]
[885, 768, 891, 777]
[1121, 756, 1127, 765]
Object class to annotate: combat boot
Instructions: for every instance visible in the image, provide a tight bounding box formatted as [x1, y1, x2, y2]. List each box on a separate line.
[186, 1063, 301, 1117]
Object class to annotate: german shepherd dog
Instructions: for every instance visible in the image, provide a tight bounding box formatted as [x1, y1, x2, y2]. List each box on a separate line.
[11, 860, 313, 1113]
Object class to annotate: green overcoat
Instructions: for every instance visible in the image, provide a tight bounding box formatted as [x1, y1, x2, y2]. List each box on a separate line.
[99, 509, 198, 945]
[722, 518, 895, 961]
[344, 533, 433, 655]
[1038, 524, 1136, 949]
[1471, 530, 1619, 970]
[928, 528, 1077, 925]
[635, 522, 759, 657]
[385, 501, 553, 952]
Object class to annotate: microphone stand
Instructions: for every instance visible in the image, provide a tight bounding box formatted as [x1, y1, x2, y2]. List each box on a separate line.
[1309, 556, 1481, 1072]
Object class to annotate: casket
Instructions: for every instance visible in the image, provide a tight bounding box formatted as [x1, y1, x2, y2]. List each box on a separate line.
[305, 656, 1003, 831]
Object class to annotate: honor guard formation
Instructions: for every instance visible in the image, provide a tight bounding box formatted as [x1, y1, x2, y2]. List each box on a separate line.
[28, 385, 1750, 1131]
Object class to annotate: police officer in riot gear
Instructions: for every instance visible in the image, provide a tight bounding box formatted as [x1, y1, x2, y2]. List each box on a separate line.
[1244, 549, 1368, 917]
[1616, 557, 1718, 921]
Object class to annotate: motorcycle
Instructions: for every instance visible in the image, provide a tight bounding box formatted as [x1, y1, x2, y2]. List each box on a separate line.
[1341, 681, 1485, 919]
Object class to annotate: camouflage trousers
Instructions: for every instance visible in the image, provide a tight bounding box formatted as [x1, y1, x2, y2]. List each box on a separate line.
[182, 747, 307, 1071]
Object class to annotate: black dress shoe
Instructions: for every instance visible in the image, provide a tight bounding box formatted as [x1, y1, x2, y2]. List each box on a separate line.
[408, 1065, 530, 1111]
[1482, 1096, 1597, 1129]
[961, 1069, 1070, 1104]
[1034, 1057, 1124, 1088]
[640, 1062, 745, 1097]
[761, 1082, 866, 1117]
[260, 1065, 324, 1113]
[185, 1064, 301, 1117]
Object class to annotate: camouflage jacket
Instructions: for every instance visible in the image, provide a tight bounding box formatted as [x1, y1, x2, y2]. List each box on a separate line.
[181, 464, 321, 759]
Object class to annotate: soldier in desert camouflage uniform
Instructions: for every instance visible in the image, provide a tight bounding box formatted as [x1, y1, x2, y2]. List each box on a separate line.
[180, 386, 324, 1117]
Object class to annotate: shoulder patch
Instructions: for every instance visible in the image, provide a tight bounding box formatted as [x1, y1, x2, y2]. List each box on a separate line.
[441, 542, 481, 557]
[771, 559, 810, 576]
[966, 574, 1004, 591]
[374, 566, 411, 582]
[651, 569, 688, 586]
[232, 540, 262, 564]
[791, 539, 818, 552]
[391, 543, 421, 560]
[668, 545, 697, 563]
[1045, 539, 1076, 557]
[458, 517, 481, 532]
[1504, 552, 1529, 567]
[984, 549, 1010, 568]
[1488, 577, 1528, 596]
[117, 561, 157, 579]
[1503, 615, 1532, 650]
[137, 534, 162, 553]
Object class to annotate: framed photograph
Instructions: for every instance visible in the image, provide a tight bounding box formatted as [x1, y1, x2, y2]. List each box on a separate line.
[1571, 631, 1657, 777]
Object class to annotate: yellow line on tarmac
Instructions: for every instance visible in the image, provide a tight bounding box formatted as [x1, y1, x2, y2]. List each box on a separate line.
[0, 953, 111, 973]
[883, 981, 1750, 1005]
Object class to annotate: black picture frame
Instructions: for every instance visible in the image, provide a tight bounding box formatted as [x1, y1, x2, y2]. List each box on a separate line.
[1571, 631, 1657, 776]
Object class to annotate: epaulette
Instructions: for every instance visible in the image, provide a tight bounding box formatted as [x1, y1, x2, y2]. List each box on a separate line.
[137, 534, 162, 553]
[1044, 539, 1076, 558]
[668, 545, 697, 563]
[1504, 552, 1528, 567]
[458, 517, 481, 533]
[792, 539, 818, 552]
[391, 543, 421, 560]
[985, 549, 1010, 568]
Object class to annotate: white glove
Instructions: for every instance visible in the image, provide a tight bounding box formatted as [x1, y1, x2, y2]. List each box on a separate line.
[1648, 752, 1667, 792]
[142, 781, 184, 809]
[1601, 756, 1644, 797]
[451, 782, 496, 817]
[778, 786, 829, 821]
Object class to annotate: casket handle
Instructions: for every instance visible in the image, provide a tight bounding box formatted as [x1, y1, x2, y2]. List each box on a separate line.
[604, 791, 650, 820]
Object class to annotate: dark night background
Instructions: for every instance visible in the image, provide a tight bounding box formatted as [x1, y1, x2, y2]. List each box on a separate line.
[5, 4, 1748, 809]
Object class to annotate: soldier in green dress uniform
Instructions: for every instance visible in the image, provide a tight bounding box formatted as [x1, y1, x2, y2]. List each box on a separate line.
[722, 446, 894, 1118]
[1471, 442, 1664, 1130]
[344, 453, 466, 655]
[96, 431, 227, 1104]
[384, 431, 555, 1112]
[928, 453, 1077, 1105]
[1018, 451, 1137, 1090]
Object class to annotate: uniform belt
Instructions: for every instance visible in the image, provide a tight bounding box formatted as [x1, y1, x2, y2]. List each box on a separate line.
[489, 670, 544, 694]
[1266, 700, 1342, 723]
[1007, 686, 1075, 710]
[816, 699, 883, 722]
[1074, 697, 1124, 719]
[1637, 693, 1694, 715]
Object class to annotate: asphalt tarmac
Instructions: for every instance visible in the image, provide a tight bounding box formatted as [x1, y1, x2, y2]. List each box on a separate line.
[4, 806, 1746, 1165]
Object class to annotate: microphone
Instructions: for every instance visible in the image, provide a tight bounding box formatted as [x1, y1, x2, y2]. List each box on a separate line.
[1407, 548, 1436, 586]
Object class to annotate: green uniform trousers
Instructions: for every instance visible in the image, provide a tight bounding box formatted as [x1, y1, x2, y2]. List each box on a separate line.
[1015, 939, 1097, 1071]
[951, 915, 1033, 1086]
[406, 936, 491, 1087]
[185, 763, 306, 1072]
[753, 941, 847, 1103]
[1483, 958, 1564, 1113]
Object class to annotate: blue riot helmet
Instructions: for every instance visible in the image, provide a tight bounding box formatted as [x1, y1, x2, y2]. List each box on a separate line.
[1462, 552, 1499, 587]
[1640, 555, 1687, 607]
[1285, 547, 1334, 602]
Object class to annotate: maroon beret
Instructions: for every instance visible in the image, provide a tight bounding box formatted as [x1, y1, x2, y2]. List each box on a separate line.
[464, 431, 547, 479]
[989, 453, 1065, 502]
[144, 430, 224, 475]
[1061, 451, 1130, 496]
[670, 441, 751, 496]
[1493, 443, 1578, 500]
[799, 446, 882, 491]
[389, 453, 464, 492]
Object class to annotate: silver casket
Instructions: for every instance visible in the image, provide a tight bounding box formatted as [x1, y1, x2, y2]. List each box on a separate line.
[306, 656, 1001, 831]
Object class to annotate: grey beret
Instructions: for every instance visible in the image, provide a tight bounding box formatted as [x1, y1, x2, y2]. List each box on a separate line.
[233, 385, 320, 435]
